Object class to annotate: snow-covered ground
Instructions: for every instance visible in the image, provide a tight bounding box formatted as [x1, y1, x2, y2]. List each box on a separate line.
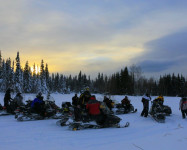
[0, 93, 187, 150]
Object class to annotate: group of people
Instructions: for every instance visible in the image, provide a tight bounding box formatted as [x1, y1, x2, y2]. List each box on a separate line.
[3, 88, 24, 113]
[2, 87, 187, 121]
[2, 88, 46, 117]
[72, 89, 119, 127]
[140, 93, 187, 119]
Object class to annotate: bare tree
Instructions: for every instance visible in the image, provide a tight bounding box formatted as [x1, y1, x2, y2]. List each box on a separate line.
[129, 64, 143, 95]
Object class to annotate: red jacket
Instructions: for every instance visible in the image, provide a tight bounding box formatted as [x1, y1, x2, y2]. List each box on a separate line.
[86, 99, 100, 115]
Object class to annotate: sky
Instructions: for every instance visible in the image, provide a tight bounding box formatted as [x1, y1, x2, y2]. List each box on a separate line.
[0, 0, 187, 78]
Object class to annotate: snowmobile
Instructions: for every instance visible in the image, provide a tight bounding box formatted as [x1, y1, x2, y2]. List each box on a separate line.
[16, 107, 58, 121]
[114, 103, 137, 115]
[57, 102, 130, 130]
[152, 98, 172, 116]
[161, 104, 172, 116]
[0, 103, 11, 116]
[44, 100, 64, 119]
[15, 99, 62, 121]
[14, 100, 32, 119]
[61, 102, 74, 115]
[149, 100, 166, 123]
[56, 114, 130, 131]
[0, 101, 17, 116]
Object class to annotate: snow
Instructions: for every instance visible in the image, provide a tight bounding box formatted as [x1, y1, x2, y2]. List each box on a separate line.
[0, 93, 187, 150]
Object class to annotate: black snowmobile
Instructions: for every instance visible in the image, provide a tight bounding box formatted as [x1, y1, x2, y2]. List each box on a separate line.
[57, 114, 130, 130]
[14, 100, 32, 119]
[15, 100, 61, 121]
[114, 103, 137, 115]
[151, 99, 172, 116]
[149, 100, 166, 123]
[61, 102, 74, 115]
[0, 103, 10, 116]
[162, 105, 172, 116]
[0, 101, 17, 116]
[57, 102, 130, 130]
[152, 98, 172, 116]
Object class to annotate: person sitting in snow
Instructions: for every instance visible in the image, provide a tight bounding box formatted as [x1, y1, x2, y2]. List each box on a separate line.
[86, 95, 104, 124]
[141, 93, 151, 117]
[179, 96, 187, 119]
[86, 95, 121, 127]
[13, 92, 24, 107]
[121, 96, 131, 113]
[103, 96, 113, 111]
[31, 92, 45, 117]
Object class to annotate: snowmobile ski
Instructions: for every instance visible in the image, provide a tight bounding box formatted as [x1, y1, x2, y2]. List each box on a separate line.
[150, 113, 165, 123]
[56, 117, 69, 126]
[124, 122, 130, 127]
[68, 121, 130, 131]
[131, 109, 137, 113]
[17, 114, 44, 121]
[0, 110, 11, 116]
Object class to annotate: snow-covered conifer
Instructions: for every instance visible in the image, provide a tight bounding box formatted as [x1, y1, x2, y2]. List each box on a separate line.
[40, 60, 47, 93]
[23, 61, 32, 93]
[15, 52, 23, 93]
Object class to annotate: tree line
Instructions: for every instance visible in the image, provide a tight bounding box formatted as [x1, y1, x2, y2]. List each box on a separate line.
[0, 51, 186, 96]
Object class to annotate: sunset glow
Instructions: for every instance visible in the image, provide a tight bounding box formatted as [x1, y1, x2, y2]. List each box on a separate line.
[0, 0, 187, 78]
[31, 65, 40, 75]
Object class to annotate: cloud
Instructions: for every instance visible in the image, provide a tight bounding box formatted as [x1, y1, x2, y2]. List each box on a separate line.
[139, 60, 177, 72]
[1, 0, 187, 78]
[135, 30, 187, 74]
[145, 30, 187, 59]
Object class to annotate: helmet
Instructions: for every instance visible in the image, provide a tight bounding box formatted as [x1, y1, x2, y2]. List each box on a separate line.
[90, 95, 96, 100]
[85, 86, 89, 91]
[38, 92, 42, 96]
[158, 96, 164, 101]
[16, 92, 22, 96]
[36, 92, 43, 100]
[145, 93, 150, 97]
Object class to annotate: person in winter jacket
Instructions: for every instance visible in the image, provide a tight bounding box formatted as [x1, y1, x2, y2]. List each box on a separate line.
[154, 95, 164, 105]
[72, 94, 79, 106]
[79, 87, 91, 108]
[141, 93, 151, 117]
[13, 93, 24, 107]
[121, 96, 131, 113]
[103, 96, 113, 110]
[72, 94, 81, 121]
[31, 92, 45, 116]
[179, 97, 187, 119]
[3, 88, 13, 113]
[86, 95, 104, 124]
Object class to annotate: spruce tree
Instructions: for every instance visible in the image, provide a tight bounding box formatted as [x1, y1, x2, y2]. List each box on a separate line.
[23, 61, 32, 93]
[15, 52, 23, 93]
[45, 63, 50, 90]
[40, 60, 47, 93]
[0, 60, 6, 91]
[0, 51, 2, 80]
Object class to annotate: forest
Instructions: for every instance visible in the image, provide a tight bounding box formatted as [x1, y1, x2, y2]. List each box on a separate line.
[0, 51, 186, 96]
